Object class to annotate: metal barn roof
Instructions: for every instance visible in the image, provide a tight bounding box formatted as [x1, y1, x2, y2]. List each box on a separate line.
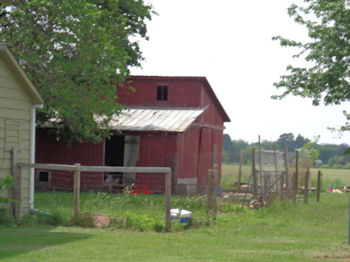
[108, 106, 207, 132]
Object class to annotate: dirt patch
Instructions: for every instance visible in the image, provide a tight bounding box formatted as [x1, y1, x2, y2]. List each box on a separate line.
[317, 245, 350, 261]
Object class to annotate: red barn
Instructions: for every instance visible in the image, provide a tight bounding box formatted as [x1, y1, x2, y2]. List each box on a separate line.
[36, 76, 230, 194]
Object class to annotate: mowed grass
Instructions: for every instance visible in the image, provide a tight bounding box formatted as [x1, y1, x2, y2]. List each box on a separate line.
[1, 165, 350, 261]
[1, 193, 350, 261]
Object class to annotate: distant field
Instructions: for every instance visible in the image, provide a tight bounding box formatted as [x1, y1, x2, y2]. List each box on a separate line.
[221, 164, 350, 190]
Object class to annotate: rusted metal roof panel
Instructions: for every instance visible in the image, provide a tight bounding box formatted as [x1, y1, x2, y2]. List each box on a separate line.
[108, 107, 207, 133]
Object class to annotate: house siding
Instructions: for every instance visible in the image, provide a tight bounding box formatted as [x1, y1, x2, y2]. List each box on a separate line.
[0, 56, 32, 217]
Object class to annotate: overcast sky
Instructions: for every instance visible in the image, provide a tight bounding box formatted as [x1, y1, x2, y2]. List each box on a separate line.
[131, 0, 350, 145]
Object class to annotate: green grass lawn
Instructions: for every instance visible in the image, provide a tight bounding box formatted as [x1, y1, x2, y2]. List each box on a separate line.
[1, 192, 350, 261]
[1, 166, 350, 261]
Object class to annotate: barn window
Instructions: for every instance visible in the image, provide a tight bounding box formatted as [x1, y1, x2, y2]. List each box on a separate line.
[35, 170, 52, 190]
[39, 171, 49, 182]
[157, 85, 168, 101]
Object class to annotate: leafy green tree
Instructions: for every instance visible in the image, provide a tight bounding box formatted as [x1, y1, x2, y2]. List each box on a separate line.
[231, 139, 249, 162]
[222, 150, 230, 164]
[222, 134, 249, 163]
[243, 145, 258, 165]
[273, 0, 350, 133]
[261, 140, 279, 151]
[318, 145, 337, 163]
[277, 133, 296, 151]
[329, 155, 345, 166]
[300, 136, 320, 166]
[0, 0, 154, 143]
[295, 134, 310, 149]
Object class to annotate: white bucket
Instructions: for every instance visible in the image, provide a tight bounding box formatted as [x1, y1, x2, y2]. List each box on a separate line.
[170, 208, 192, 223]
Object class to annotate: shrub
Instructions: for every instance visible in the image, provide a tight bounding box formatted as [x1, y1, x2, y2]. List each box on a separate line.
[36, 212, 65, 226]
[0, 207, 14, 226]
[109, 212, 166, 232]
[0, 176, 15, 226]
[19, 214, 35, 226]
[66, 213, 95, 228]
[19, 212, 65, 226]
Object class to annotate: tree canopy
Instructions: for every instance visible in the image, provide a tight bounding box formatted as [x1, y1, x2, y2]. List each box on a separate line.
[0, 0, 154, 143]
[273, 0, 350, 132]
[276, 133, 310, 152]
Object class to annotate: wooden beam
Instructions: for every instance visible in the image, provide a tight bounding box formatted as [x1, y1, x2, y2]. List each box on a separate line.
[207, 169, 213, 219]
[74, 163, 80, 218]
[304, 170, 309, 203]
[11, 147, 17, 218]
[252, 148, 257, 197]
[284, 143, 290, 196]
[213, 164, 219, 220]
[294, 150, 299, 204]
[165, 171, 171, 232]
[17, 162, 170, 174]
[237, 150, 243, 192]
[317, 170, 322, 202]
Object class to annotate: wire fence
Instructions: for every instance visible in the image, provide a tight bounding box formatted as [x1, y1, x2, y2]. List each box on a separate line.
[251, 147, 311, 202]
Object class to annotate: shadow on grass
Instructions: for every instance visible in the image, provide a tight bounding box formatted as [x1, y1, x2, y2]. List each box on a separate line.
[0, 226, 94, 260]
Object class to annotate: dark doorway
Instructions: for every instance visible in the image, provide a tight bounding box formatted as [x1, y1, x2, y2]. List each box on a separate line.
[105, 135, 125, 166]
[104, 135, 125, 187]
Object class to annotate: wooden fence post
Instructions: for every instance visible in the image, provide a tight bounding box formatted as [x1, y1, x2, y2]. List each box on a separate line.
[237, 150, 243, 192]
[280, 172, 285, 201]
[348, 198, 350, 245]
[273, 145, 278, 193]
[252, 148, 257, 197]
[74, 163, 81, 218]
[207, 169, 213, 219]
[213, 164, 218, 220]
[304, 169, 309, 203]
[165, 171, 171, 232]
[284, 143, 290, 197]
[258, 137, 263, 201]
[17, 166, 22, 220]
[317, 170, 322, 202]
[294, 150, 299, 204]
[11, 147, 18, 218]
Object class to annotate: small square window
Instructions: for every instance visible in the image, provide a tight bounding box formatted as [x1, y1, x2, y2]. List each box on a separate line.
[157, 85, 168, 101]
[39, 171, 49, 182]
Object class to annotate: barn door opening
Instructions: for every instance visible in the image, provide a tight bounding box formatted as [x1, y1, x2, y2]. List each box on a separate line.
[104, 135, 125, 185]
[105, 135, 125, 166]
[104, 135, 139, 187]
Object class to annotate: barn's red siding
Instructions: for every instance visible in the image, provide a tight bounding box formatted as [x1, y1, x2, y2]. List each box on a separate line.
[176, 127, 200, 179]
[118, 77, 201, 108]
[36, 129, 104, 189]
[136, 133, 177, 193]
[36, 76, 229, 194]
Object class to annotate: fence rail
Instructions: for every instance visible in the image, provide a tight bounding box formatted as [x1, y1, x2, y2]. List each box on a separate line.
[15, 162, 172, 231]
[16, 162, 171, 173]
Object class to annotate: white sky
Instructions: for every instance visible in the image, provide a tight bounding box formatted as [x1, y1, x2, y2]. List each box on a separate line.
[131, 0, 350, 145]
